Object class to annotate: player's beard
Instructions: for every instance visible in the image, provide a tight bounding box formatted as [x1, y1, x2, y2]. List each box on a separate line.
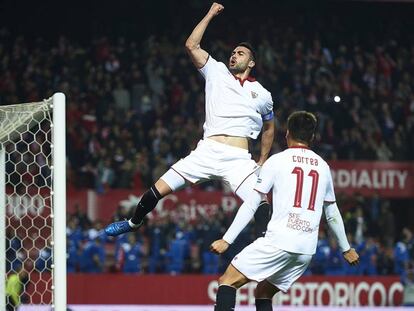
[229, 62, 248, 75]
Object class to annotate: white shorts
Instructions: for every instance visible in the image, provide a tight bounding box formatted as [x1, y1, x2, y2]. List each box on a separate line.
[231, 237, 312, 292]
[167, 139, 258, 192]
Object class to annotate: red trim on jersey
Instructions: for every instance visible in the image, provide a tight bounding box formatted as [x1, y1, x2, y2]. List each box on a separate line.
[253, 188, 267, 195]
[289, 145, 310, 150]
[235, 169, 257, 194]
[233, 75, 256, 86]
[198, 55, 210, 70]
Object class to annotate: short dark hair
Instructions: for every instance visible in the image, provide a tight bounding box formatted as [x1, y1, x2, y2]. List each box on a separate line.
[237, 42, 256, 61]
[287, 111, 318, 145]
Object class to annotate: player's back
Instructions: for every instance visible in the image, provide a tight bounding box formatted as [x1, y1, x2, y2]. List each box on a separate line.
[257, 146, 334, 255]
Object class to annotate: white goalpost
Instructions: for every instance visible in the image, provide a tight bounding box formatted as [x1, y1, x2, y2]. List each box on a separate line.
[0, 93, 66, 310]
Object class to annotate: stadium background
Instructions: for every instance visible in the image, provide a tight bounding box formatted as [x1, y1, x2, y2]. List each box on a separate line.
[1, 0, 414, 308]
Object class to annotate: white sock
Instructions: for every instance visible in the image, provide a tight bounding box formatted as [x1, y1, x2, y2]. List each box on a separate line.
[128, 219, 141, 228]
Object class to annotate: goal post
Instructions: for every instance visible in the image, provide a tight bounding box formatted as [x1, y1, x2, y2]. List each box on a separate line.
[0, 147, 6, 309]
[52, 93, 67, 310]
[0, 93, 66, 310]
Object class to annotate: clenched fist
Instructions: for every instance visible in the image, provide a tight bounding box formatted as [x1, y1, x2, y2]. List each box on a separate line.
[210, 239, 230, 254]
[207, 2, 224, 17]
[343, 248, 359, 266]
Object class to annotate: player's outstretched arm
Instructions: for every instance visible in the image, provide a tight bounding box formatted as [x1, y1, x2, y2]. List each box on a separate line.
[185, 2, 224, 69]
[257, 119, 275, 166]
[210, 190, 265, 254]
[323, 201, 359, 265]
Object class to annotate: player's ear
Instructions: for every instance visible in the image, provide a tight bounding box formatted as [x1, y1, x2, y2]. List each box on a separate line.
[248, 60, 255, 69]
[285, 130, 289, 140]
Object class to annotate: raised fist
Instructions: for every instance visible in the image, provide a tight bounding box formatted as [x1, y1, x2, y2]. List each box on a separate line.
[210, 239, 229, 254]
[208, 2, 224, 17]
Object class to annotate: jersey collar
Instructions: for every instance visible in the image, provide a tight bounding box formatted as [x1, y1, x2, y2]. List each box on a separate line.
[233, 75, 256, 86]
[289, 145, 310, 150]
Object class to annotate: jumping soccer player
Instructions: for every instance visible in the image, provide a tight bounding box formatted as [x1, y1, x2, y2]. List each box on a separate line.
[105, 2, 275, 239]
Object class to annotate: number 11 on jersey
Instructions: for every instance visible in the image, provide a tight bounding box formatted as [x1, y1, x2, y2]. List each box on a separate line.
[292, 167, 319, 211]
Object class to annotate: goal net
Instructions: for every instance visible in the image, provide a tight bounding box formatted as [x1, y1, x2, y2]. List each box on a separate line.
[0, 93, 66, 310]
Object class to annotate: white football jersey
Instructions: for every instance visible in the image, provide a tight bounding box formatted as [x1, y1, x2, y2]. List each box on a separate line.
[255, 147, 336, 255]
[199, 56, 274, 139]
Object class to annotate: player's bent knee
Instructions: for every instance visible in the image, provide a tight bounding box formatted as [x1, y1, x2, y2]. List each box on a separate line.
[255, 280, 279, 299]
[159, 169, 186, 193]
[218, 276, 246, 289]
[154, 179, 173, 197]
[218, 265, 249, 288]
[218, 273, 238, 286]
[218, 274, 228, 285]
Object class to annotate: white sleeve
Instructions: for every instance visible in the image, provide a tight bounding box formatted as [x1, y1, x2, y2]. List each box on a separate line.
[198, 55, 219, 79]
[323, 201, 350, 252]
[254, 157, 276, 194]
[325, 167, 336, 202]
[222, 190, 263, 244]
[258, 91, 274, 117]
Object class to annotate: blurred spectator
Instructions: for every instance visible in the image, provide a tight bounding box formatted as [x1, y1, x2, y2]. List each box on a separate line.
[6, 230, 23, 273]
[67, 239, 80, 273]
[79, 232, 106, 273]
[394, 228, 412, 277]
[116, 233, 145, 274]
[354, 207, 366, 245]
[165, 231, 190, 275]
[202, 251, 219, 275]
[311, 230, 330, 275]
[357, 237, 379, 276]
[95, 158, 115, 193]
[6, 266, 28, 311]
[35, 247, 52, 272]
[325, 239, 346, 276]
[112, 80, 130, 112]
[67, 217, 84, 248]
[377, 201, 396, 247]
[196, 217, 222, 275]
[71, 204, 91, 230]
[377, 245, 395, 275]
[146, 217, 169, 273]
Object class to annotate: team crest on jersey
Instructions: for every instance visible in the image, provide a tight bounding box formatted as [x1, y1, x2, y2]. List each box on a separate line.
[251, 91, 258, 98]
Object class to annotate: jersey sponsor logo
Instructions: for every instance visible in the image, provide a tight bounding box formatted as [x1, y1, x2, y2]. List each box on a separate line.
[287, 213, 313, 233]
[257, 178, 262, 184]
[251, 91, 258, 98]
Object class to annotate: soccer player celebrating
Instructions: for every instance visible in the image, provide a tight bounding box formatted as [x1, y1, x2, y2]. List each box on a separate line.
[211, 111, 359, 311]
[105, 2, 275, 237]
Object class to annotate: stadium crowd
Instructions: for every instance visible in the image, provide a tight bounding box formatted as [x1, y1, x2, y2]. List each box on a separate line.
[1, 2, 413, 278]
